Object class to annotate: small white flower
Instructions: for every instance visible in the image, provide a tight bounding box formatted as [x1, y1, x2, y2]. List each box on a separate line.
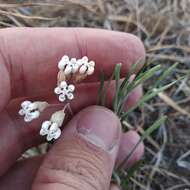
[58, 55, 95, 76]
[58, 56, 79, 75]
[79, 56, 95, 75]
[19, 101, 48, 122]
[58, 55, 70, 70]
[40, 109, 65, 141]
[40, 121, 61, 141]
[54, 81, 75, 102]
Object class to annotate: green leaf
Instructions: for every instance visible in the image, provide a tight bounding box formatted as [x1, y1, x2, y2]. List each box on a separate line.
[132, 64, 161, 89]
[112, 170, 121, 186]
[117, 65, 161, 116]
[113, 63, 122, 113]
[118, 116, 167, 169]
[121, 78, 180, 121]
[120, 58, 144, 91]
[99, 65, 120, 106]
[121, 161, 142, 188]
[151, 62, 179, 90]
[141, 116, 167, 140]
[116, 60, 143, 115]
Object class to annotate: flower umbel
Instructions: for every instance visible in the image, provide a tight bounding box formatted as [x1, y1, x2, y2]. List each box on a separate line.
[19, 101, 48, 122]
[40, 109, 65, 141]
[54, 81, 75, 102]
[40, 121, 61, 141]
[78, 56, 95, 75]
[58, 55, 95, 76]
[19, 55, 95, 142]
[58, 55, 79, 75]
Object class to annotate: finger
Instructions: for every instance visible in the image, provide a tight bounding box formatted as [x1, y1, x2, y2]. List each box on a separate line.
[0, 28, 145, 103]
[124, 84, 142, 110]
[116, 131, 144, 169]
[32, 106, 122, 190]
[0, 132, 143, 190]
[0, 156, 43, 190]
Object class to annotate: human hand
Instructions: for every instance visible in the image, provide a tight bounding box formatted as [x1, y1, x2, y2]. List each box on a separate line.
[0, 28, 145, 190]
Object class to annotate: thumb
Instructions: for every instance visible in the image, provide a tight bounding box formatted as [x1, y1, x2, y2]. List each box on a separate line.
[32, 106, 121, 190]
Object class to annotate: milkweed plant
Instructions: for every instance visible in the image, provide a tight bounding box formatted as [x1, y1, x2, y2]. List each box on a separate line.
[18, 55, 183, 188]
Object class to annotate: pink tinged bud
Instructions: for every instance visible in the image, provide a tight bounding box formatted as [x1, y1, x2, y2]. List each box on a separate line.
[64, 65, 72, 75]
[87, 66, 94, 75]
[58, 60, 67, 70]
[67, 93, 74, 100]
[18, 109, 25, 116]
[60, 81, 67, 88]
[82, 56, 88, 62]
[21, 101, 31, 108]
[79, 65, 87, 74]
[72, 64, 79, 73]
[68, 84, 75, 91]
[59, 94, 66, 102]
[40, 121, 51, 136]
[89, 61, 95, 67]
[54, 87, 61, 94]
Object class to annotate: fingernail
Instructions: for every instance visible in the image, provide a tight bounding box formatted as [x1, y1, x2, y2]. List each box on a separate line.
[77, 106, 121, 151]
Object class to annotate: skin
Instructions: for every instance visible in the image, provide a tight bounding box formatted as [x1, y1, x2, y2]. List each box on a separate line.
[0, 28, 145, 190]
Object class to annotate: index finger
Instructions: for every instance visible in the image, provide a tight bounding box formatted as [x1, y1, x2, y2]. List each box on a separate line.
[0, 28, 145, 110]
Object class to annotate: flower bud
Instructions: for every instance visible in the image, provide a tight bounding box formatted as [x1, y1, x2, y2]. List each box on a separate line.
[50, 110, 65, 127]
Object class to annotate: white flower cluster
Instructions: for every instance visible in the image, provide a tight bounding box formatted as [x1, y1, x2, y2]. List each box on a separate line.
[19, 101, 48, 122]
[40, 121, 61, 141]
[54, 81, 75, 102]
[40, 110, 65, 141]
[19, 55, 95, 142]
[55, 55, 95, 102]
[58, 55, 95, 76]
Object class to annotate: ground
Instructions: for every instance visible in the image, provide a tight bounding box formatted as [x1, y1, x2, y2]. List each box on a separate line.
[0, 0, 190, 189]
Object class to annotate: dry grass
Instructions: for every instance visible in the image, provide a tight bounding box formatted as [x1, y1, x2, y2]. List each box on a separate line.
[0, 0, 190, 189]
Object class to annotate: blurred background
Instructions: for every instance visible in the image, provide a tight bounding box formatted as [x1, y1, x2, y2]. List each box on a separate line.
[0, 0, 189, 189]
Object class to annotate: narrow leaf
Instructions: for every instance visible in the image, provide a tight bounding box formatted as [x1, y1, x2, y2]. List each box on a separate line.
[133, 65, 161, 88]
[118, 116, 167, 169]
[121, 79, 180, 120]
[113, 63, 122, 113]
[151, 62, 178, 89]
